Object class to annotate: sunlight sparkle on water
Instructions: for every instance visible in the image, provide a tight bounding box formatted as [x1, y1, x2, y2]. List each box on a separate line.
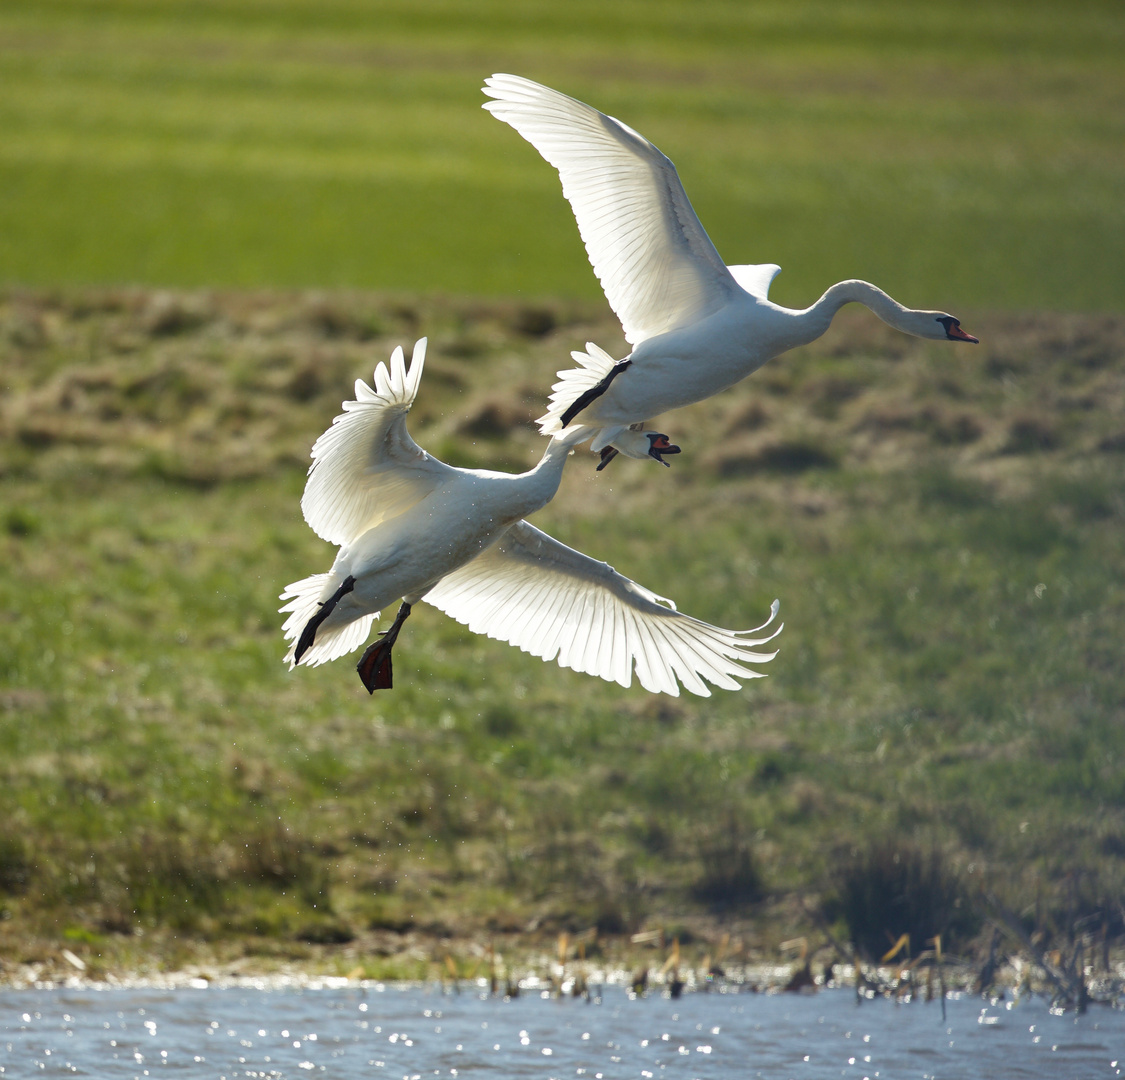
[2, 985, 1123, 1078]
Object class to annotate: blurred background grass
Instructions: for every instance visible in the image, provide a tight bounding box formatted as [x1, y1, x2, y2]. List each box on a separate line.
[2, 291, 1123, 976]
[0, 0, 1123, 311]
[1, 0, 1124, 979]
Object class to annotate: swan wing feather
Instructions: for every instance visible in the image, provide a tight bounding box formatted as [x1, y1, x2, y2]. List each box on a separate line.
[483, 74, 739, 346]
[425, 520, 782, 697]
[301, 338, 456, 545]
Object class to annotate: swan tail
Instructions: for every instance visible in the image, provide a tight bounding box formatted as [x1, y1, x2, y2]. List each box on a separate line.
[536, 341, 620, 441]
[280, 572, 377, 669]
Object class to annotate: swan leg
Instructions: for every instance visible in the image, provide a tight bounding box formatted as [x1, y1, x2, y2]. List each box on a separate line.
[595, 446, 619, 471]
[559, 358, 632, 427]
[294, 575, 356, 665]
[356, 601, 413, 692]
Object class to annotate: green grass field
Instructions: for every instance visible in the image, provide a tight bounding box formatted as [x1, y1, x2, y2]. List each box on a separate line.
[1, 289, 1123, 980]
[1, 1, 1124, 983]
[0, 0, 1123, 311]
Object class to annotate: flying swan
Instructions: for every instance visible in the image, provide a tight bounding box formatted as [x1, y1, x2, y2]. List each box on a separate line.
[280, 338, 782, 696]
[483, 74, 979, 465]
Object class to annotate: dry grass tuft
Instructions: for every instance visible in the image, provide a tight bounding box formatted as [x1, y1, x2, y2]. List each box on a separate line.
[826, 840, 980, 962]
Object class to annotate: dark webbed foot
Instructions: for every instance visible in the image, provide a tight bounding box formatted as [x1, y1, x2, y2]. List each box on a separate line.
[295, 575, 356, 664]
[356, 601, 413, 692]
[357, 639, 394, 690]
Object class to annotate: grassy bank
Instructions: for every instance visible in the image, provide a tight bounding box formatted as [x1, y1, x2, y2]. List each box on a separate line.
[0, 0, 1123, 311]
[1, 287, 1123, 985]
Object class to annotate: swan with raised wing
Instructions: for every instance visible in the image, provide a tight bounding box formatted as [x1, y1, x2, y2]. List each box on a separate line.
[281, 338, 781, 696]
[483, 74, 978, 461]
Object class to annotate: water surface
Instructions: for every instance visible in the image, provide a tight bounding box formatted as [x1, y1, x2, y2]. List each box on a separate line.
[4, 982, 1123, 1078]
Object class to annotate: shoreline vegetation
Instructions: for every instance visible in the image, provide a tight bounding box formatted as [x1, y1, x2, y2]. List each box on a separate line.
[5, 950, 1125, 1008]
[2, 287, 1124, 1007]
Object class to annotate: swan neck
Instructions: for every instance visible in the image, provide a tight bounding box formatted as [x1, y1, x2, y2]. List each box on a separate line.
[522, 435, 574, 502]
[798, 280, 911, 343]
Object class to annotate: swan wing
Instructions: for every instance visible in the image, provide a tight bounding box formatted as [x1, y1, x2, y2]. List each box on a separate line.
[727, 263, 781, 301]
[483, 74, 740, 346]
[301, 338, 456, 545]
[425, 520, 782, 697]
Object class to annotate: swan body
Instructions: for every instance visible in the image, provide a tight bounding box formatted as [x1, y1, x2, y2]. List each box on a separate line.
[281, 338, 781, 696]
[482, 74, 978, 451]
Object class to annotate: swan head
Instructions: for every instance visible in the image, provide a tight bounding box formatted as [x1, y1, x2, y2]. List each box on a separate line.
[894, 308, 978, 343]
[644, 432, 682, 466]
[935, 315, 979, 343]
[597, 430, 681, 471]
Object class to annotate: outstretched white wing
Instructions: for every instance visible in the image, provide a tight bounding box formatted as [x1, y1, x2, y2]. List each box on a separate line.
[483, 74, 741, 347]
[301, 338, 456, 545]
[425, 520, 781, 697]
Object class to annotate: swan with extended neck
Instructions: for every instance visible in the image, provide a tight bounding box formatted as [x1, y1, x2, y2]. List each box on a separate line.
[281, 338, 780, 696]
[482, 74, 978, 456]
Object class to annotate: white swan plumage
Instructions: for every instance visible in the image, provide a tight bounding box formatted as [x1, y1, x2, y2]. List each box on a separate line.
[281, 338, 781, 696]
[482, 74, 979, 453]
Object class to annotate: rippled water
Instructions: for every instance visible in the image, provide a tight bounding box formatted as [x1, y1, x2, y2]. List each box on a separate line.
[3, 981, 1123, 1078]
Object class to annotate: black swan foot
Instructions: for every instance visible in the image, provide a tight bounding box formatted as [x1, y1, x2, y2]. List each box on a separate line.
[356, 601, 413, 692]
